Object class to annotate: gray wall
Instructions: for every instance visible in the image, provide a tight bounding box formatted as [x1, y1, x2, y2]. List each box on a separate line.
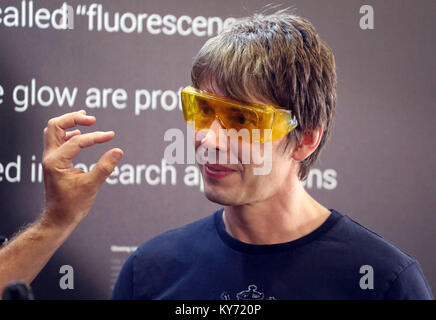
[0, 0, 435, 299]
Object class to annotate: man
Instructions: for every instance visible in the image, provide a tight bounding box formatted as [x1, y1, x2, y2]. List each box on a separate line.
[111, 11, 433, 299]
[1, 11, 431, 300]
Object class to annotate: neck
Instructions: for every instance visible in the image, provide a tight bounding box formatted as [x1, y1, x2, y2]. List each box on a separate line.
[223, 180, 331, 245]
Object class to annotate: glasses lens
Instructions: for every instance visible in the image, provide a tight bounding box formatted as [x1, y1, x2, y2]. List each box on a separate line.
[195, 98, 216, 129]
[181, 89, 215, 130]
[223, 106, 258, 130]
[220, 106, 268, 142]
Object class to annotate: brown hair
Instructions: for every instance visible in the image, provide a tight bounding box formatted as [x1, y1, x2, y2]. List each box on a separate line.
[191, 9, 337, 181]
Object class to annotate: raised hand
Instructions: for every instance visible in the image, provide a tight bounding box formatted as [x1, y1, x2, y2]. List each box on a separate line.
[41, 110, 123, 229]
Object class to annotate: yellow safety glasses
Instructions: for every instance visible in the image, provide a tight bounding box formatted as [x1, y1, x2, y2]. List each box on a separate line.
[181, 86, 298, 143]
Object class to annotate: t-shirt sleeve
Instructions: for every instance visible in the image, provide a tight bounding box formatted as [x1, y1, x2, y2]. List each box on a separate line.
[384, 260, 434, 300]
[110, 252, 136, 300]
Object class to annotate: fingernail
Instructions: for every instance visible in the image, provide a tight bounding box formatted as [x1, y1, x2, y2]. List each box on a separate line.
[112, 151, 123, 162]
[79, 110, 86, 114]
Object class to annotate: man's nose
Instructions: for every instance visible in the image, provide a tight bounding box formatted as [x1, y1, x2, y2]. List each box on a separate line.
[200, 119, 227, 150]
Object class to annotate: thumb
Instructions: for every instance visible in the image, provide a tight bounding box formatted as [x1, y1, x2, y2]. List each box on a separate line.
[89, 148, 123, 185]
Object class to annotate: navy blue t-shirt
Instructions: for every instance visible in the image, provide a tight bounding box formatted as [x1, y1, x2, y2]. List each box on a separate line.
[111, 208, 433, 300]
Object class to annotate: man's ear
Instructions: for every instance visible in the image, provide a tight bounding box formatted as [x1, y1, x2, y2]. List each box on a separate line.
[291, 127, 323, 162]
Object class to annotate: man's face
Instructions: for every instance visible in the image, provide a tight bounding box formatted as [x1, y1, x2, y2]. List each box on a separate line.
[194, 85, 298, 206]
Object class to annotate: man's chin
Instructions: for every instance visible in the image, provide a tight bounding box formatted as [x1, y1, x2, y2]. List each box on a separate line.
[203, 187, 238, 206]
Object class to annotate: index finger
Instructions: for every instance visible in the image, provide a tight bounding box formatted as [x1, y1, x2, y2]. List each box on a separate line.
[44, 111, 96, 152]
